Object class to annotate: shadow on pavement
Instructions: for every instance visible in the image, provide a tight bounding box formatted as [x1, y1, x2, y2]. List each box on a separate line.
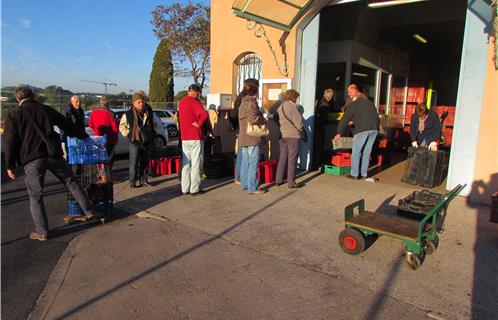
[50, 192, 294, 319]
[467, 173, 498, 320]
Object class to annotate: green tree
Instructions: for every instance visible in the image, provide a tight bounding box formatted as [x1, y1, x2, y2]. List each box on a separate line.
[149, 40, 175, 103]
[174, 90, 188, 102]
[152, 2, 210, 89]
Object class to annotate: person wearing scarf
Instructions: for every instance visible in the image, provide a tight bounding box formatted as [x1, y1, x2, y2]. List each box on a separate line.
[119, 92, 155, 188]
[410, 103, 441, 151]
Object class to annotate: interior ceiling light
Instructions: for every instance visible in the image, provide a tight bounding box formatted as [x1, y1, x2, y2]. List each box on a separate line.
[336, 0, 361, 4]
[352, 72, 368, 77]
[413, 33, 428, 44]
[368, 0, 429, 8]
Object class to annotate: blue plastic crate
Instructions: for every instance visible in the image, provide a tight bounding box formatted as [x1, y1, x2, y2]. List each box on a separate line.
[67, 201, 85, 216]
[67, 135, 108, 164]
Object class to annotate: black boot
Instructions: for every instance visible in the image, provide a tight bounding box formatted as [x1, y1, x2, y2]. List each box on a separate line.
[141, 177, 152, 187]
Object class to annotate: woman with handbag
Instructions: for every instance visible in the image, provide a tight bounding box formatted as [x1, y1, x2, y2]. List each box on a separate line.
[119, 92, 155, 188]
[237, 83, 268, 195]
[275, 89, 305, 189]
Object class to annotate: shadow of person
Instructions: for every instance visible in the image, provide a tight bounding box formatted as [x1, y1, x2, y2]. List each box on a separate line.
[465, 173, 498, 319]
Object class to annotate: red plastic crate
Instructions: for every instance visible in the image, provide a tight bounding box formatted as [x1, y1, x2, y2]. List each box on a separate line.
[378, 139, 388, 149]
[258, 160, 277, 184]
[171, 156, 181, 174]
[331, 152, 352, 167]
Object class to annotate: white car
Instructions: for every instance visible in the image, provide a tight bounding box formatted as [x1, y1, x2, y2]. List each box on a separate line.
[85, 108, 169, 155]
[152, 109, 178, 138]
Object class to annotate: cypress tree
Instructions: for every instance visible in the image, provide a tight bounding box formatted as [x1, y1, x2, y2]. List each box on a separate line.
[149, 40, 174, 103]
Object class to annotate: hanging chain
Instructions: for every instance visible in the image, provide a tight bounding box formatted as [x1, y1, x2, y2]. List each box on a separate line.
[247, 20, 289, 77]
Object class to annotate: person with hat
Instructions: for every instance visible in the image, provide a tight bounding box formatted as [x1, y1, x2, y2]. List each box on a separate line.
[119, 91, 155, 188]
[178, 84, 208, 195]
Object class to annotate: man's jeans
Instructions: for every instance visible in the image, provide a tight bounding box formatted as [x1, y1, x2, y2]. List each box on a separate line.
[129, 142, 150, 183]
[240, 145, 260, 192]
[235, 146, 242, 181]
[24, 158, 91, 237]
[351, 130, 378, 178]
[181, 140, 204, 194]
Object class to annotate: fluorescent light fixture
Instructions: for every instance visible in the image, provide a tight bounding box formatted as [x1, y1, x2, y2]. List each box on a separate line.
[352, 72, 368, 77]
[368, 0, 428, 8]
[413, 33, 428, 44]
[337, 0, 361, 4]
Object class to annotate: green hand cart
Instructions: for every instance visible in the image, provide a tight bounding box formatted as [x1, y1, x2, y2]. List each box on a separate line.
[338, 184, 465, 270]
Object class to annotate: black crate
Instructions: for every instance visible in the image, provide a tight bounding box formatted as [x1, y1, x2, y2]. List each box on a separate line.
[398, 189, 443, 220]
[401, 147, 448, 188]
[204, 153, 233, 179]
[86, 183, 113, 202]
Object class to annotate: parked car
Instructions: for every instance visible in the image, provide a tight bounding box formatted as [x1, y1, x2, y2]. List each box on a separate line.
[84, 108, 169, 155]
[152, 109, 178, 138]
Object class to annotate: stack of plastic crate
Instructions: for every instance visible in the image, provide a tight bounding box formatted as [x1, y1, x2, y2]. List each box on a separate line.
[322, 152, 351, 176]
[401, 147, 448, 188]
[149, 156, 181, 176]
[66, 136, 112, 219]
[257, 160, 277, 184]
[370, 138, 390, 166]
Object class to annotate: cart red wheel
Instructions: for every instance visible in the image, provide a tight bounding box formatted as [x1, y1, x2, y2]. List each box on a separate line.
[339, 228, 366, 255]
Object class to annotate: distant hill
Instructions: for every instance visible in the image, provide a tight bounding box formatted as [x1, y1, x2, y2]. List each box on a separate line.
[1, 85, 44, 95]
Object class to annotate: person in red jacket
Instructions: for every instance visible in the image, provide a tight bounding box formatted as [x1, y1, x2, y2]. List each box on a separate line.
[178, 84, 208, 195]
[88, 96, 119, 169]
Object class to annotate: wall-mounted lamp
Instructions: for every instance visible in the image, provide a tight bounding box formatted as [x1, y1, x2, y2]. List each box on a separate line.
[413, 33, 428, 44]
[368, 0, 428, 8]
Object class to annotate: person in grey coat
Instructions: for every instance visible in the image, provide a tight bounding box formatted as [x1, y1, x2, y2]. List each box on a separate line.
[238, 83, 266, 195]
[275, 89, 304, 188]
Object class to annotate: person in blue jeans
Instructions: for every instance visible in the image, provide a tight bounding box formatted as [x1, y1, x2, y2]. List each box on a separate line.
[334, 84, 379, 180]
[230, 78, 260, 185]
[237, 83, 266, 194]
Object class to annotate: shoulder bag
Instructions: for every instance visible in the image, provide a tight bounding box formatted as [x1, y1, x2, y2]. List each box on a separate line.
[281, 104, 307, 143]
[246, 119, 269, 137]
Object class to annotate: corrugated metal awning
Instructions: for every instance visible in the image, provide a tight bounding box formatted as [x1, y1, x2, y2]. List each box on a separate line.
[232, 0, 314, 31]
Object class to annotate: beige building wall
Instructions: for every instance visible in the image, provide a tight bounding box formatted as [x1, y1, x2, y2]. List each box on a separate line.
[210, 0, 298, 95]
[470, 38, 498, 205]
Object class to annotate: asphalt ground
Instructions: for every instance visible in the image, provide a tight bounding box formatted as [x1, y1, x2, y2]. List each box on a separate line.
[1, 158, 129, 320]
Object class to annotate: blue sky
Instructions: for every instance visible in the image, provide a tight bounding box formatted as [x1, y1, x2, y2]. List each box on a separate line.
[1, 0, 208, 94]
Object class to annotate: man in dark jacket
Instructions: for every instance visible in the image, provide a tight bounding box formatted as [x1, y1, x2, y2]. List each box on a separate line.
[118, 92, 155, 188]
[334, 84, 379, 180]
[3, 86, 99, 241]
[61, 95, 85, 155]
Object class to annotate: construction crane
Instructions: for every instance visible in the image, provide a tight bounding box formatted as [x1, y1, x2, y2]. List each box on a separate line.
[79, 79, 117, 94]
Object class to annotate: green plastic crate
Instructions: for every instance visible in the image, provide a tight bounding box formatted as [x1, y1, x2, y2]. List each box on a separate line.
[322, 165, 350, 176]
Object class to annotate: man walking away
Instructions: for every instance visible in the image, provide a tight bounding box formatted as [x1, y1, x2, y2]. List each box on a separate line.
[334, 84, 379, 181]
[88, 96, 119, 170]
[178, 84, 208, 195]
[3, 86, 100, 241]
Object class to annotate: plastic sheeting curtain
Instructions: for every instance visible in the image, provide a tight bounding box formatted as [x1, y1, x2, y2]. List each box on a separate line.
[236, 54, 262, 94]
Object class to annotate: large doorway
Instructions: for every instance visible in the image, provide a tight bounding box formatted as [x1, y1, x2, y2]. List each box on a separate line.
[309, 0, 467, 189]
